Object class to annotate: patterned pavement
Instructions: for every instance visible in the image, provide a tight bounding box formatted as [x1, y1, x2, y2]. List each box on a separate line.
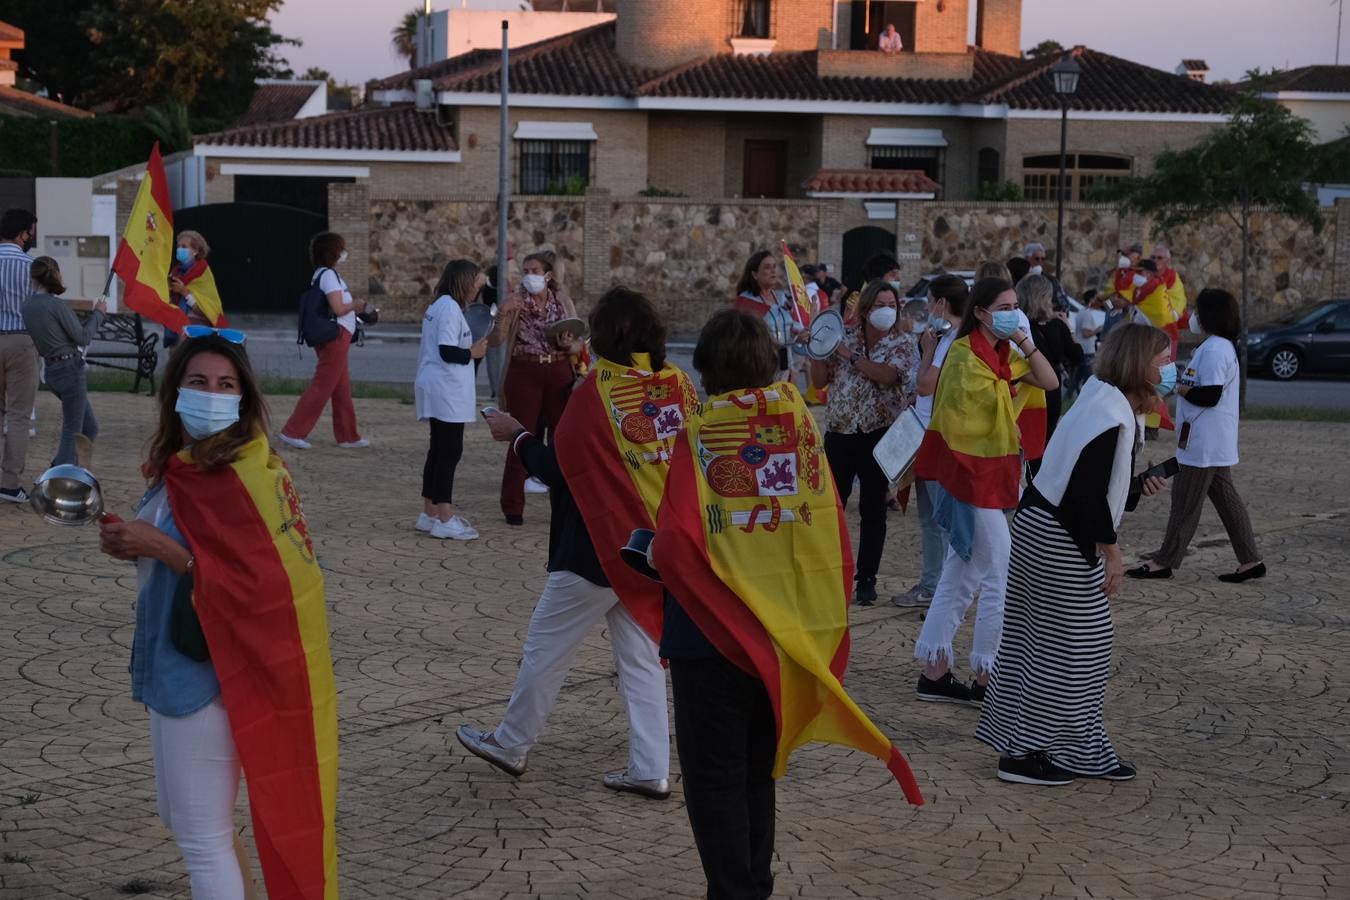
[1, 391, 1347, 899]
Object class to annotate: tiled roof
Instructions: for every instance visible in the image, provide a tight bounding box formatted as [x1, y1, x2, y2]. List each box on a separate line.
[367, 24, 1234, 116]
[1180, 59, 1209, 71]
[1247, 65, 1350, 94]
[803, 168, 939, 195]
[368, 22, 656, 97]
[235, 82, 323, 127]
[0, 20, 22, 45]
[0, 85, 93, 120]
[196, 104, 456, 152]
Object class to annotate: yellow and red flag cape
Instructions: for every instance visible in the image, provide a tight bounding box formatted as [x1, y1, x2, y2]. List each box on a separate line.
[653, 383, 923, 805]
[178, 258, 228, 327]
[1010, 354, 1047, 461]
[555, 353, 699, 642]
[112, 143, 186, 332]
[165, 437, 338, 900]
[915, 330, 1021, 510]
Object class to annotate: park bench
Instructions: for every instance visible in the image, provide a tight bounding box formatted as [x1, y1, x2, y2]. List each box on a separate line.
[75, 309, 159, 395]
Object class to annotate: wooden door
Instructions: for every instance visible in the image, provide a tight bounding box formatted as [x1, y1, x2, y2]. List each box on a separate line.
[743, 140, 787, 199]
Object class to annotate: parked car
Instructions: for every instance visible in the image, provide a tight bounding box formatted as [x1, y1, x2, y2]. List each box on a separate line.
[1246, 300, 1350, 379]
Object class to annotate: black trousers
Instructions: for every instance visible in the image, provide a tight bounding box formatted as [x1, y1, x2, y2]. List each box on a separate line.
[823, 428, 888, 584]
[670, 656, 777, 900]
[421, 419, 464, 504]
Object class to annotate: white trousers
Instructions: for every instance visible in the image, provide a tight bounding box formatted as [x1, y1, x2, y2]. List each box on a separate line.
[150, 698, 245, 900]
[495, 570, 670, 780]
[914, 506, 1012, 677]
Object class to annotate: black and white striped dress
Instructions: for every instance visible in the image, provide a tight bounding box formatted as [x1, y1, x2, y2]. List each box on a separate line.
[974, 504, 1120, 775]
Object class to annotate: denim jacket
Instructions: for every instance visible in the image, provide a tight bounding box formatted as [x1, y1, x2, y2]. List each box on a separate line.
[130, 485, 220, 716]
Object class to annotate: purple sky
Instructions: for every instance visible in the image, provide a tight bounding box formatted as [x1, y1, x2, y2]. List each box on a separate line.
[270, 0, 1349, 87]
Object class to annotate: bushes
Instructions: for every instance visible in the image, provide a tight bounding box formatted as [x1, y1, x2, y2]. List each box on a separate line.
[0, 116, 157, 177]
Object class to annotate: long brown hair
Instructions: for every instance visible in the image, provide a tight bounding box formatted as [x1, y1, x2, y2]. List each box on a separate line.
[958, 277, 1013, 338]
[589, 286, 667, 370]
[1094, 323, 1169, 412]
[30, 256, 65, 295]
[145, 335, 270, 481]
[433, 259, 481, 307]
[735, 250, 774, 296]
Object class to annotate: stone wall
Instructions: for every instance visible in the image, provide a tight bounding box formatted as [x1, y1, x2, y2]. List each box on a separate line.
[920, 201, 1342, 321]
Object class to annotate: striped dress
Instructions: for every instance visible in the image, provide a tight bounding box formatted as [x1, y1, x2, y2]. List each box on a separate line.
[974, 504, 1120, 776]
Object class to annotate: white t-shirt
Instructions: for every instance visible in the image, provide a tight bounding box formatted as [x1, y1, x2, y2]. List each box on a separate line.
[1075, 308, 1107, 356]
[414, 295, 476, 424]
[913, 328, 956, 427]
[1176, 336, 1240, 468]
[315, 268, 356, 334]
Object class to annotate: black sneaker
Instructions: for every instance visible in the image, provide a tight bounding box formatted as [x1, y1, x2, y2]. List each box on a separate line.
[997, 752, 1076, 786]
[1097, 762, 1137, 781]
[916, 672, 975, 705]
[969, 681, 987, 708]
[853, 581, 877, 607]
[0, 486, 28, 503]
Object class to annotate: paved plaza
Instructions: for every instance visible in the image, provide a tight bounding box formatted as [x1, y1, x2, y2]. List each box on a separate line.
[1, 390, 1347, 899]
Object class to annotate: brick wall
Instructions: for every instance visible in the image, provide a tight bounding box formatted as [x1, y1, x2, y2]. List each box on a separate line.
[1003, 118, 1221, 185]
[819, 114, 977, 200]
[722, 114, 822, 198]
[815, 49, 973, 80]
[974, 0, 1022, 56]
[915, 0, 970, 53]
[771, 0, 834, 50]
[615, 0, 726, 68]
[328, 182, 370, 306]
[647, 112, 728, 197]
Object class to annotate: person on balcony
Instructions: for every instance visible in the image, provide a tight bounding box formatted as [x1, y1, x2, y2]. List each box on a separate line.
[879, 23, 904, 54]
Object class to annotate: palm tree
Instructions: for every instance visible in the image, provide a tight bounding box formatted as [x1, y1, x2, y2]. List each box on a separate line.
[391, 9, 421, 69]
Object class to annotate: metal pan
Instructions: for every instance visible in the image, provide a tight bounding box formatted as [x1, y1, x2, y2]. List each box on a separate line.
[30, 465, 105, 526]
[464, 303, 495, 342]
[806, 307, 845, 360]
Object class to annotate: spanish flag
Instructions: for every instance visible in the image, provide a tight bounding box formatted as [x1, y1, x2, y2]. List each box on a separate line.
[178, 258, 228, 327]
[1010, 354, 1048, 461]
[555, 353, 699, 641]
[653, 383, 924, 804]
[164, 437, 339, 900]
[779, 241, 813, 329]
[915, 330, 1021, 510]
[112, 143, 186, 331]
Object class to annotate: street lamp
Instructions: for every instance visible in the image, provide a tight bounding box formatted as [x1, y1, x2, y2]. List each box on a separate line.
[1051, 55, 1082, 283]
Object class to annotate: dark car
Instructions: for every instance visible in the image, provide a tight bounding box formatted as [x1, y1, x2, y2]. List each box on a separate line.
[1247, 300, 1350, 380]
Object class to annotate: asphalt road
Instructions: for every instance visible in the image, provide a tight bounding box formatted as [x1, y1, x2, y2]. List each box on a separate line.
[94, 326, 1349, 410]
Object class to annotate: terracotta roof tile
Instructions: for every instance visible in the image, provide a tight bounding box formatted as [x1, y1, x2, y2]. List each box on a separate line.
[0, 20, 23, 45]
[0, 85, 93, 120]
[1246, 65, 1350, 93]
[235, 82, 323, 126]
[196, 104, 456, 152]
[803, 168, 939, 195]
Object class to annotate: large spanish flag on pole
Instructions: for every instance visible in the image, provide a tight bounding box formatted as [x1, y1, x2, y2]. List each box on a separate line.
[653, 383, 924, 805]
[915, 330, 1021, 511]
[165, 437, 339, 900]
[779, 241, 813, 329]
[112, 143, 186, 331]
[555, 353, 699, 642]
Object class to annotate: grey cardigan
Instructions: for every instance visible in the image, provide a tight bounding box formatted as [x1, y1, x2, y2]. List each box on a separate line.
[21, 292, 104, 360]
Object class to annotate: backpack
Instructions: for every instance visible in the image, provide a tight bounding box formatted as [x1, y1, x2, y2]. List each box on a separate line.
[297, 268, 341, 348]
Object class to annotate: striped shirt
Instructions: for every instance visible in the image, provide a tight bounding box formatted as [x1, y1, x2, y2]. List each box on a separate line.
[0, 243, 33, 333]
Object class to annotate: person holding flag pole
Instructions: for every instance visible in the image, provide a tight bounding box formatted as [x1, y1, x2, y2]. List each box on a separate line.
[163, 229, 228, 349]
[653, 309, 923, 898]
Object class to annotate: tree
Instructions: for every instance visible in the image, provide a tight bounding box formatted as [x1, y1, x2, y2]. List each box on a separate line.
[1103, 94, 1345, 407]
[392, 9, 421, 69]
[1025, 39, 1065, 59]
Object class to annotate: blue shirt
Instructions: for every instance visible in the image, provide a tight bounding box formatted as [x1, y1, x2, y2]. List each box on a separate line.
[0, 242, 32, 333]
[130, 485, 220, 716]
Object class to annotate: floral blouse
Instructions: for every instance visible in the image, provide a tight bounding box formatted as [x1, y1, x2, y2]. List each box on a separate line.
[823, 325, 919, 434]
[504, 287, 575, 358]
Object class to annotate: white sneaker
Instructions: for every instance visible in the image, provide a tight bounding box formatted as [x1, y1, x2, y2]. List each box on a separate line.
[415, 513, 435, 533]
[430, 516, 478, 540]
[524, 476, 549, 494]
[277, 433, 312, 450]
[338, 438, 370, 449]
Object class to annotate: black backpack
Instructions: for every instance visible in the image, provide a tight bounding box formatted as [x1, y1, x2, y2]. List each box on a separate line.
[297, 268, 341, 348]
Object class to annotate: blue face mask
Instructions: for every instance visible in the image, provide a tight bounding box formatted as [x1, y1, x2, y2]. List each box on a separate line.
[1154, 362, 1178, 396]
[990, 309, 1021, 340]
[175, 247, 193, 266]
[175, 387, 241, 440]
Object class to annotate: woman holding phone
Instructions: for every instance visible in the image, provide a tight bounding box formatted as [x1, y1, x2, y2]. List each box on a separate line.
[976, 324, 1172, 786]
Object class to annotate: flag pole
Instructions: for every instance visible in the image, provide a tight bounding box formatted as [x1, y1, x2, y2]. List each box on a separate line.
[496, 20, 509, 324]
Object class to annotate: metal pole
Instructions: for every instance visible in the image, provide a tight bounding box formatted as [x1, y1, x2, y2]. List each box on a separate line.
[1055, 100, 1068, 281]
[496, 20, 509, 318]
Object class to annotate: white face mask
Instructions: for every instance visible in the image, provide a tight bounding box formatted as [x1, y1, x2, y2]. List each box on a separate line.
[1028, 265, 1043, 277]
[1189, 314, 1203, 335]
[522, 273, 548, 295]
[868, 307, 898, 331]
[1118, 255, 1132, 269]
[1132, 273, 1148, 287]
[337, 250, 349, 264]
[175, 388, 242, 440]
[887, 280, 903, 294]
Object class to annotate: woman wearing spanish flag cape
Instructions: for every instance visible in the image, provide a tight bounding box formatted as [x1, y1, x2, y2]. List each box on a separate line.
[99, 333, 338, 900]
[911, 278, 1059, 706]
[653, 310, 923, 900]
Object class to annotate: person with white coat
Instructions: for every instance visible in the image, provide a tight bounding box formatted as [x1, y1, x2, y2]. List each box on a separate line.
[414, 259, 488, 541]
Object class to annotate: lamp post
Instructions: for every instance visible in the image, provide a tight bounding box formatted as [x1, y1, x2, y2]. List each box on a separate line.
[1051, 55, 1081, 282]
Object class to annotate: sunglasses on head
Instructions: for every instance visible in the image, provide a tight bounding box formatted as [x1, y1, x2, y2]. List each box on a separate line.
[182, 324, 247, 344]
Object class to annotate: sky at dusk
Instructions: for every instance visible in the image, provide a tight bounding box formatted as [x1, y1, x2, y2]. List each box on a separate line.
[269, 0, 1350, 87]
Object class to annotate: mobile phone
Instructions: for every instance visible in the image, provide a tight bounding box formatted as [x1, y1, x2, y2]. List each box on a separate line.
[480, 406, 498, 418]
[1141, 457, 1179, 480]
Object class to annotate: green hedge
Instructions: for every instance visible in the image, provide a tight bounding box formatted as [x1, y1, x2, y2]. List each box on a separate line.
[0, 116, 156, 177]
